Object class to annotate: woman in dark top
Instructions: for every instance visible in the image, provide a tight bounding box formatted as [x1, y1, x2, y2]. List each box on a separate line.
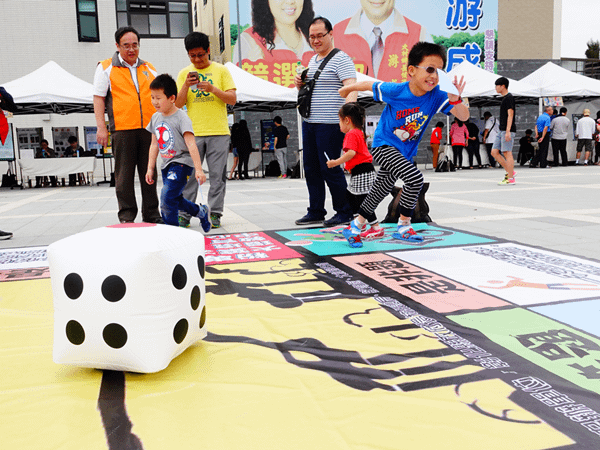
[236, 120, 253, 179]
[465, 119, 482, 169]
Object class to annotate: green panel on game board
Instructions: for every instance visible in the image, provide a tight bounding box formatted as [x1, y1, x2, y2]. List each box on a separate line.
[450, 307, 600, 395]
[277, 223, 496, 256]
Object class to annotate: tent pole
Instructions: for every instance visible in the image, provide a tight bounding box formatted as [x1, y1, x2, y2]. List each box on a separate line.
[297, 109, 304, 178]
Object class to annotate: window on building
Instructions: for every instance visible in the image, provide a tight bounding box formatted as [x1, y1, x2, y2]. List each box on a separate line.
[203, 0, 207, 6]
[116, 1, 191, 38]
[218, 15, 225, 54]
[193, 1, 198, 28]
[76, 0, 100, 42]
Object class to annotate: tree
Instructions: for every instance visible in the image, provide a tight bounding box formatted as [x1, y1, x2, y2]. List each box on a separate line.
[230, 24, 250, 47]
[585, 39, 599, 59]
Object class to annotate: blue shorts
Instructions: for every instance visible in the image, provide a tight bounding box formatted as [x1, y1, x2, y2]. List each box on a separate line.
[493, 131, 515, 153]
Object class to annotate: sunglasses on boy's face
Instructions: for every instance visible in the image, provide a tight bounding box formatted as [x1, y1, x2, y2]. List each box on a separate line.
[414, 65, 442, 74]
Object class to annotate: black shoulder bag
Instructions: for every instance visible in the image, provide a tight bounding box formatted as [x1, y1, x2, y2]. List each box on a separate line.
[297, 49, 340, 119]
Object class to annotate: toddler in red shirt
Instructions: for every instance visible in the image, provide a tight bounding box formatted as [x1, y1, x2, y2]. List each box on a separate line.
[327, 103, 383, 246]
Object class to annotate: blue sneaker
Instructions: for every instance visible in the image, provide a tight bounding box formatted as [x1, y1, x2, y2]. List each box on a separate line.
[197, 204, 211, 233]
[342, 220, 364, 248]
[392, 225, 423, 242]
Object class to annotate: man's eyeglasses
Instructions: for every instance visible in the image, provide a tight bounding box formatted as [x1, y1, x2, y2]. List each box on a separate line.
[189, 52, 208, 59]
[119, 43, 139, 51]
[309, 31, 330, 41]
[415, 66, 441, 74]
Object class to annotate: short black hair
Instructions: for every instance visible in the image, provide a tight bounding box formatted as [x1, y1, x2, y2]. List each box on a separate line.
[41, 139, 49, 145]
[435, 121, 444, 128]
[273, 116, 282, 124]
[408, 42, 447, 69]
[310, 16, 333, 32]
[560, 107, 567, 114]
[525, 129, 532, 134]
[115, 27, 140, 45]
[150, 74, 178, 98]
[483, 111, 491, 118]
[495, 76, 509, 88]
[68, 136, 78, 144]
[184, 32, 210, 52]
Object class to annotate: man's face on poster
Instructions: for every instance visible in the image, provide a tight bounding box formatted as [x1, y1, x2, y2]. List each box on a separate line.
[361, 0, 394, 24]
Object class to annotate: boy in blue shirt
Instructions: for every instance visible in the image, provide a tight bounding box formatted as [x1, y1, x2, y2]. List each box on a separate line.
[145, 74, 211, 232]
[339, 42, 469, 248]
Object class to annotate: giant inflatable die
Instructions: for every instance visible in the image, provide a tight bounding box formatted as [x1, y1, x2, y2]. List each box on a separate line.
[48, 223, 207, 373]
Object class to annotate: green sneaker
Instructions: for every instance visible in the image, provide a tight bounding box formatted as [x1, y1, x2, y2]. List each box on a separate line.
[178, 217, 190, 228]
[210, 213, 221, 229]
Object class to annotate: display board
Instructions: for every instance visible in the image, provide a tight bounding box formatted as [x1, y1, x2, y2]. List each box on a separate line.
[3, 222, 600, 449]
[0, 123, 15, 161]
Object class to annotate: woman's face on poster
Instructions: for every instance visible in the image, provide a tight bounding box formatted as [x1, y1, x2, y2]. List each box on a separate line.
[268, 0, 303, 26]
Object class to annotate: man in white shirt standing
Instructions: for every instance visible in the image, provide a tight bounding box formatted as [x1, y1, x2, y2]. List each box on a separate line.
[575, 109, 596, 165]
[482, 111, 499, 167]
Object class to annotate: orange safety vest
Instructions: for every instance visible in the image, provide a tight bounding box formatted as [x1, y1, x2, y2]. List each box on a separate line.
[100, 53, 156, 132]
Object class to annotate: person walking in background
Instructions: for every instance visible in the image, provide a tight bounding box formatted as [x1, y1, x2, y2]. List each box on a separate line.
[575, 108, 595, 165]
[93, 26, 161, 224]
[228, 123, 240, 180]
[531, 105, 553, 168]
[236, 120, 253, 180]
[550, 107, 569, 167]
[482, 111, 499, 168]
[176, 32, 237, 229]
[449, 118, 468, 170]
[429, 121, 443, 169]
[272, 116, 290, 178]
[0, 87, 16, 239]
[465, 118, 481, 169]
[293, 16, 357, 227]
[594, 111, 600, 164]
[491, 77, 516, 185]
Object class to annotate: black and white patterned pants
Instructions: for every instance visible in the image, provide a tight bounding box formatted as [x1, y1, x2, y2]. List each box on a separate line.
[358, 145, 423, 221]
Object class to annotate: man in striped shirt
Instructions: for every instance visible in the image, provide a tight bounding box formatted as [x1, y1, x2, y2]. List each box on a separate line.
[293, 17, 357, 227]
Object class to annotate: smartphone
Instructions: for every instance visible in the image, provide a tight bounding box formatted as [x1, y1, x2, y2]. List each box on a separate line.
[188, 71, 199, 81]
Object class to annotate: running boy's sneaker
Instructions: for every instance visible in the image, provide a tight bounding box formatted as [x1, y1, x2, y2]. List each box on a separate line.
[498, 176, 516, 185]
[392, 225, 423, 242]
[360, 227, 385, 241]
[196, 204, 212, 233]
[342, 219, 365, 248]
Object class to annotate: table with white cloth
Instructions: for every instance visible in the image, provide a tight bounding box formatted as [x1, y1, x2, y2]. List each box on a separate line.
[18, 158, 96, 186]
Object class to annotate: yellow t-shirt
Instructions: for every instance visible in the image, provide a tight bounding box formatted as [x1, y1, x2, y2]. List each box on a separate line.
[176, 62, 236, 136]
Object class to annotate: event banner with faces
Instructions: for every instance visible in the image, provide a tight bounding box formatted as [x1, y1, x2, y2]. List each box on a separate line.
[230, 0, 499, 86]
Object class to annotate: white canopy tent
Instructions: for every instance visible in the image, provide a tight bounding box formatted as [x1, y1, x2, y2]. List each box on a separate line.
[2, 61, 95, 115]
[520, 62, 600, 97]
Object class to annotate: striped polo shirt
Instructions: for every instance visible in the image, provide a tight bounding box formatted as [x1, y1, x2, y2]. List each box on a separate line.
[304, 50, 356, 124]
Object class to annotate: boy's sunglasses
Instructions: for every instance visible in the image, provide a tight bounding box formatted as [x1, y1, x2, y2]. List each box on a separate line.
[415, 65, 442, 74]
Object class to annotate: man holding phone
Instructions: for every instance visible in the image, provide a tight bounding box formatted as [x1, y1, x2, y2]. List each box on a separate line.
[176, 32, 236, 229]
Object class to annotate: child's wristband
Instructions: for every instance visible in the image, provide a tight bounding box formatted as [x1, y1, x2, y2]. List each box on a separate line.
[449, 97, 462, 106]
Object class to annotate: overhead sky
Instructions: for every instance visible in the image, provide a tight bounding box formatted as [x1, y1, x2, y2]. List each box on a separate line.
[561, 0, 600, 58]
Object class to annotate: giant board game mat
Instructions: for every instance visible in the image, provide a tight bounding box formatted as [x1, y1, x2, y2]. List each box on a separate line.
[2, 223, 600, 449]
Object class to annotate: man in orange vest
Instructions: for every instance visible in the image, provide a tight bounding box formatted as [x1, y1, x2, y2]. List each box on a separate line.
[332, 1, 430, 81]
[93, 26, 161, 224]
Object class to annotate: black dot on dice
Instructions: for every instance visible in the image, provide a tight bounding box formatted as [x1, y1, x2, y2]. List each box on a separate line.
[173, 319, 188, 344]
[64, 273, 84, 299]
[172, 264, 187, 290]
[101, 275, 126, 302]
[199, 306, 206, 329]
[197, 255, 205, 279]
[66, 320, 85, 345]
[190, 285, 200, 310]
[103, 323, 128, 349]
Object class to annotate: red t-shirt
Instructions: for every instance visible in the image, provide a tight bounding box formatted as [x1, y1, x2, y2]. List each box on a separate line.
[343, 128, 372, 172]
[430, 127, 442, 145]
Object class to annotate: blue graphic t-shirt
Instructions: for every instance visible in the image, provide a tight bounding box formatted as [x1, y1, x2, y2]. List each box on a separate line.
[372, 81, 453, 161]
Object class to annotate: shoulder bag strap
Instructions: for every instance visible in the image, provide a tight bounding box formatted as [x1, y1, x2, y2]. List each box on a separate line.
[312, 48, 340, 82]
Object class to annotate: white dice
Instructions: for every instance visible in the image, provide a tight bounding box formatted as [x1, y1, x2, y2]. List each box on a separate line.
[48, 223, 207, 373]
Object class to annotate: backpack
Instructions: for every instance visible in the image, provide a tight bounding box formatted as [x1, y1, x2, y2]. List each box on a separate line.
[382, 183, 432, 224]
[435, 157, 456, 172]
[290, 162, 301, 178]
[265, 160, 281, 177]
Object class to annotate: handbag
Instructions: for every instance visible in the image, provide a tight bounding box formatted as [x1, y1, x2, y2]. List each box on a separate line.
[297, 49, 340, 119]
